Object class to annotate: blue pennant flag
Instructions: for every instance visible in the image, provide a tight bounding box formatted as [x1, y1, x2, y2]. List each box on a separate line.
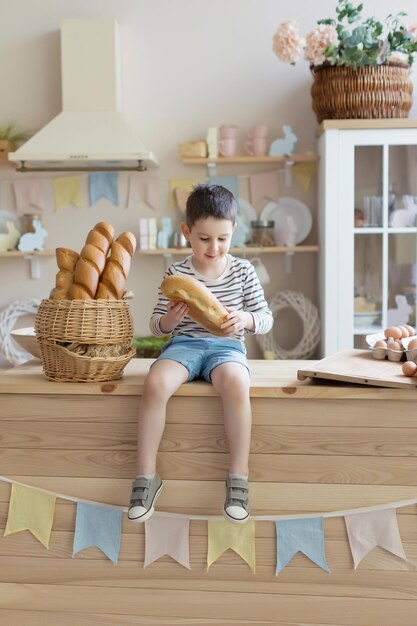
[275, 517, 330, 574]
[73, 502, 123, 565]
[208, 175, 238, 203]
[89, 172, 119, 206]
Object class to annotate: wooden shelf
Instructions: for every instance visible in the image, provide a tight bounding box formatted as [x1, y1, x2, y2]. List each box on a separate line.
[138, 245, 319, 255]
[180, 153, 319, 165]
[0, 250, 54, 257]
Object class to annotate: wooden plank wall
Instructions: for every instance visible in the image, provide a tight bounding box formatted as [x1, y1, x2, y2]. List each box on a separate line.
[1, 392, 417, 624]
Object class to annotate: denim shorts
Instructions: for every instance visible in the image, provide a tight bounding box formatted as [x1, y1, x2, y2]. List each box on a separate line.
[155, 336, 249, 382]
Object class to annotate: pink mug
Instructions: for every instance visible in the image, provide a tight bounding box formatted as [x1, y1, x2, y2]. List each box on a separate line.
[219, 137, 237, 157]
[219, 125, 238, 139]
[249, 124, 268, 138]
[244, 137, 268, 157]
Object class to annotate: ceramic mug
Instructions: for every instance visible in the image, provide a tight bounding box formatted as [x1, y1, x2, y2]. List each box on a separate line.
[249, 124, 268, 138]
[244, 137, 268, 156]
[219, 125, 238, 139]
[219, 137, 237, 157]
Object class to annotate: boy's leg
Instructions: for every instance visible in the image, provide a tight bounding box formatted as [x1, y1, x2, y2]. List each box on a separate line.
[211, 362, 251, 523]
[136, 359, 189, 475]
[128, 359, 188, 523]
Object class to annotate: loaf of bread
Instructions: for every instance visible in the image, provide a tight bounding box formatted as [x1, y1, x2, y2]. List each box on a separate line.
[68, 221, 115, 300]
[50, 247, 79, 300]
[160, 275, 228, 336]
[95, 231, 137, 300]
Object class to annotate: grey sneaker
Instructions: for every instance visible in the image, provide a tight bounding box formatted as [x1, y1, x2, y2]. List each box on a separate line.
[128, 473, 163, 523]
[223, 476, 250, 524]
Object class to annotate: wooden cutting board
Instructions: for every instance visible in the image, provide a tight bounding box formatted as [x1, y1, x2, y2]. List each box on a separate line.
[297, 349, 417, 389]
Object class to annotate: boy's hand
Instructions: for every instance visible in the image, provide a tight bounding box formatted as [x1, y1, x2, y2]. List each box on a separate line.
[160, 301, 189, 333]
[220, 307, 254, 335]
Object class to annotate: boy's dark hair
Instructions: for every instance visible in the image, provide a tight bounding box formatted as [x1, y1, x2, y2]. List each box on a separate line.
[185, 184, 237, 228]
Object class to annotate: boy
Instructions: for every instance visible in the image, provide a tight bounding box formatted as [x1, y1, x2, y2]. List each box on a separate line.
[128, 184, 273, 524]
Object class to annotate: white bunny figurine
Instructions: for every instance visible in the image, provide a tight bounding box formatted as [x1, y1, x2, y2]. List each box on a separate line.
[269, 125, 298, 156]
[387, 294, 413, 327]
[0, 221, 21, 252]
[17, 219, 48, 252]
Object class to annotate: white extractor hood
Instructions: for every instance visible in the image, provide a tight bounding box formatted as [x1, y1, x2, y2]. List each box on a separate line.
[9, 18, 158, 172]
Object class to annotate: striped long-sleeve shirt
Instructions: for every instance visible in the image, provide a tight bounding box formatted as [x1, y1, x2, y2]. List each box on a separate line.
[150, 254, 273, 342]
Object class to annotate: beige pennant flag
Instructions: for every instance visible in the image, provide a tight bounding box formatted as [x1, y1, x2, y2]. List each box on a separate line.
[144, 516, 190, 569]
[292, 162, 318, 193]
[168, 178, 198, 209]
[53, 176, 82, 211]
[4, 483, 56, 548]
[207, 520, 255, 572]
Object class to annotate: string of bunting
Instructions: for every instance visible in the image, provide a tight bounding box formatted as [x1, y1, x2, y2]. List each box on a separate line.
[0, 164, 317, 214]
[0, 475, 413, 573]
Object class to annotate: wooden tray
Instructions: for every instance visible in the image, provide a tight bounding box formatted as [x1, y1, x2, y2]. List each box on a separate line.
[297, 349, 417, 389]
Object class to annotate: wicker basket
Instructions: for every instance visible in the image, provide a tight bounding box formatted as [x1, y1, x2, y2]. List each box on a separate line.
[311, 64, 413, 123]
[35, 299, 135, 382]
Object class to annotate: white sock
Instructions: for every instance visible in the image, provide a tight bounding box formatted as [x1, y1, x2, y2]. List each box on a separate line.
[136, 473, 155, 480]
[229, 473, 248, 481]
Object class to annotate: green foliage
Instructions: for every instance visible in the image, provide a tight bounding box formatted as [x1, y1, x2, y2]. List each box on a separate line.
[0, 123, 31, 146]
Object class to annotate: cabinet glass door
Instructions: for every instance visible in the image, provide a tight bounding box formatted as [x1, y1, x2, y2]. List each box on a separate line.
[353, 144, 417, 349]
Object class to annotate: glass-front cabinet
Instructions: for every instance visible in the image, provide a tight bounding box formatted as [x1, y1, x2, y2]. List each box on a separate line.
[318, 121, 417, 356]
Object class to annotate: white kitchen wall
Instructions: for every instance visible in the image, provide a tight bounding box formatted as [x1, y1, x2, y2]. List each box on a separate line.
[1, 0, 416, 365]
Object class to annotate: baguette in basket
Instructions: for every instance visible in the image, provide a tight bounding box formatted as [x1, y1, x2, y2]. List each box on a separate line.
[160, 274, 228, 336]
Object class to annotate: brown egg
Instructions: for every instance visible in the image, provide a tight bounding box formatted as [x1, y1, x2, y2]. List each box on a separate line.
[374, 339, 387, 348]
[389, 341, 402, 351]
[402, 361, 417, 377]
[398, 325, 410, 338]
[384, 326, 402, 340]
[405, 325, 416, 336]
[408, 338, 417, 350]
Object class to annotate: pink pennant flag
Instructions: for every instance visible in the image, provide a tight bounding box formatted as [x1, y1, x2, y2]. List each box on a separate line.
[144, 516, 190, 569]
[13, 179, 46, 215]
[127, 175, 161, 210]
[344, 509, 407, 569]
[249, 171, 279, 206]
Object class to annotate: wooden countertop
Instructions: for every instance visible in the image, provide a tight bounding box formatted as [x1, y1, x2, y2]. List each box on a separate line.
[1, 358, 417, 399]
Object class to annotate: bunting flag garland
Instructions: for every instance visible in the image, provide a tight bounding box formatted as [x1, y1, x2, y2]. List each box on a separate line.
[208, 175, 238, 201]
[275, 517, 330, 574]
[89, 172, 119, 206]
[1, 476, 417, 573]
[168, 178, 198, 208]
[144, 516, 190, 569]
[53, 176, 83, 211]
[3, 483, 55, 548]
[344, 509, 407, 569]
[248, 171, 279, 206]
[12, 179, 46, 214]
[127, 175, 161, 210]
[72, 502, 123, 564]
[207, 520, 256, 572]
[292, 162, 318, 193]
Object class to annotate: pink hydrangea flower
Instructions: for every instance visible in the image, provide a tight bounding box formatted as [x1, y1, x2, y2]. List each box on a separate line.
[408, 25, 417, 44]
[304, 24, 338, 66]
[272, 20, 305, 64]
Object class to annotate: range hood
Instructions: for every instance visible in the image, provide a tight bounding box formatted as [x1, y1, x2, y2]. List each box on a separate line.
[9, 18, 158, 172]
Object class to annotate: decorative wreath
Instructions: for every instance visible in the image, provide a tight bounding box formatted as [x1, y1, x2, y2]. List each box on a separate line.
[256, 290, 321, 360]
[0, 299, 41, 366]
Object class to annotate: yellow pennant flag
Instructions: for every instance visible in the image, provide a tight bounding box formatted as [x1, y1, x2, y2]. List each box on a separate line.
[292, 162, 318, 193]
[4, 484, 56, 548]
[169, 178, 198, 209]
[207, 520, 255, 572]
[53, 175, 83, 211]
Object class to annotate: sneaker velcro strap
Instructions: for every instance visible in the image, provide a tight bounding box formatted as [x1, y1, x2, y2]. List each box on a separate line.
[131, 477, 151, 501]
[226, 478, 248, 491]
[228, 489, 248, 502]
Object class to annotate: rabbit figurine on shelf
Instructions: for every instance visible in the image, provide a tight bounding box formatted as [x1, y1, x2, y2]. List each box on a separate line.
[269, 125, 298, 156]
[387, 294, 413, 327]
[17, 219, 48, 252]
[0, 221, 21, 252]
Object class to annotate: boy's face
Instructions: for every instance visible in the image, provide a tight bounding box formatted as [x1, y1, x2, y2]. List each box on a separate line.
[181, 217, 235, 267]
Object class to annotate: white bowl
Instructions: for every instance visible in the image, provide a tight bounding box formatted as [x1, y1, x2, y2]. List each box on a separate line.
[10, 327, 41, 359]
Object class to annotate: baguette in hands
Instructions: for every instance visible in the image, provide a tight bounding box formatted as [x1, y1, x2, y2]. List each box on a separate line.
[160, 274, 228, 336]
[96, 232, 137, 300]
[68, 221, 115, 300]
